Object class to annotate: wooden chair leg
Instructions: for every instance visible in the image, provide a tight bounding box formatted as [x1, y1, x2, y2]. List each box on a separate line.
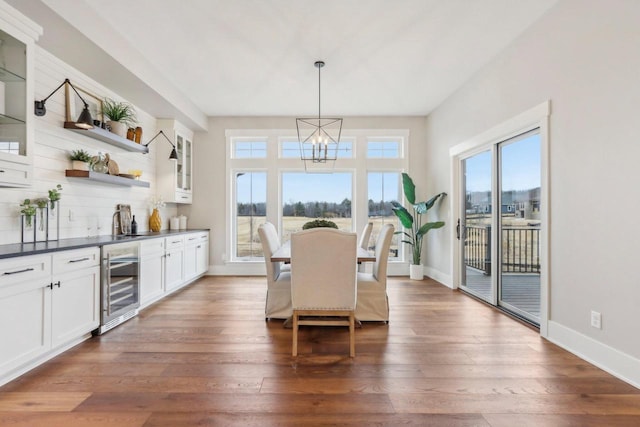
[292, 311, 298, 357]
[349, 312, 355, 357]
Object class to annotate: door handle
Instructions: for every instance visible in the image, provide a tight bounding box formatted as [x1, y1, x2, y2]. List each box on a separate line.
[456, 219, 461, 240]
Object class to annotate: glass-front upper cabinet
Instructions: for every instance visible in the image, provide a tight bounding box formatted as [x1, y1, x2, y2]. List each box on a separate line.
[157, 119, 193, 204]
[0, 2, 41, 187]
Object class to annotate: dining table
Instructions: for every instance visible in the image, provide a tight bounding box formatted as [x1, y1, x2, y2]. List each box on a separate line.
[271, 240, 375, 263]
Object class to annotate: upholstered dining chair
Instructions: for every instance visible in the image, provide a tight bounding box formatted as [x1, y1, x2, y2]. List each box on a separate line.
[355, 223, 394, 322]
[357, 222, 373, 273]
[290, 228, 358, 357]
[258, 222, 292, 320]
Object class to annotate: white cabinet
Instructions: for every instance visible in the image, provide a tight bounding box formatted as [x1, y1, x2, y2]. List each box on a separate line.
[0, 254, 51, 375]
[184, 232, 209, 281]
[140, 238, 165, 307]
[0, 247, 99, 384]
[156, 119, 193, 204]
[51, 249, 100, 347]
[0, 1, 41, 187]
[165, 235, 185, 292]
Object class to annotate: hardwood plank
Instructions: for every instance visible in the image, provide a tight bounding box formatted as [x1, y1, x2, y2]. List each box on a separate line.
[483, 414, 640, 427]
[0, 392, 90, 411]
[0, 412, 150, 427]
[143, 412, 489, 427]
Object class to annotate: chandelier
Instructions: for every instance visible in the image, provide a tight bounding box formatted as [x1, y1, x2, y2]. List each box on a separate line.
[296, 60, 343, 168]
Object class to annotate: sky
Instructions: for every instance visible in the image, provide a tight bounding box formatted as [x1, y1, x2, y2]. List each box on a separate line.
[465, 132, 541, 192]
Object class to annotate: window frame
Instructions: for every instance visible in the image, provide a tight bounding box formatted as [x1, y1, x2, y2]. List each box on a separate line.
[226, 129, 409, 264]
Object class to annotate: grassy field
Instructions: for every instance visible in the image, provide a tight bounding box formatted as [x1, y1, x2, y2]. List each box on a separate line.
[236, 216, 399, 258]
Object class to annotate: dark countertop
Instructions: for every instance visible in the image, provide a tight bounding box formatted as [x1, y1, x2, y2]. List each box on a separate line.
[0, 229, 210, 260]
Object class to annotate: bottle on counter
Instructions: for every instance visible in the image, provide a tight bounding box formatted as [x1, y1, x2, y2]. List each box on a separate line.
[131, 215, 138, 235]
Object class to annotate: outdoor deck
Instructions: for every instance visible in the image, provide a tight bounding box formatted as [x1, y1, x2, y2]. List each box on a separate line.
[463, 267, 540, 319]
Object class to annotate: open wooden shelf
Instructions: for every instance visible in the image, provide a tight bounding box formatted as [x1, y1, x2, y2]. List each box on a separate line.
[65, 170, 150, 188]
[64, 122, 149, 153]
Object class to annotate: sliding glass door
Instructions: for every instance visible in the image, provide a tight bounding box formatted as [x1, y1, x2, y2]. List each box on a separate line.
[460, 150, 494, 303]
[498, 131, 541, 323]
[458, 130, 542, 325]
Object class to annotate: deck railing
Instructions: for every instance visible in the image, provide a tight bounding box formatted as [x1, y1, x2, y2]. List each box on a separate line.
[465, 225, 540, 274]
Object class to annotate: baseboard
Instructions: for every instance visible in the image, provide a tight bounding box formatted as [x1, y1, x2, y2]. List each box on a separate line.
[424, 266, 452, 288]
[547, 320, 640, 389]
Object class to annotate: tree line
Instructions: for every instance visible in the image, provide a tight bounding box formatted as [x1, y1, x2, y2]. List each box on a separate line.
[237, 198, 396, 218]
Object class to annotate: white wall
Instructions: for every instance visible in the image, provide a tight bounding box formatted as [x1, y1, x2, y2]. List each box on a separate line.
[424, 0, 640, 384]
[0, 47, 177, 245]
[180, 116, 428, 275]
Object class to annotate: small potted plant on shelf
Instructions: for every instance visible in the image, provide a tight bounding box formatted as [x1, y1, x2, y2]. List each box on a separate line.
[69, 149, 92, 171]
[391, 173, 446, 280]
[102, 97, 137, 139]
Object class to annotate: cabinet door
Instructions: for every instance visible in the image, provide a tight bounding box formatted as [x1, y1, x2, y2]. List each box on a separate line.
[0, 9, 39, 188]
[165, 248, 184, 292]
[0, 280, 51, 375]
[184, 243, 198, 282]
[140, 252, 164, 306]
[196, 241, 209, 275]
[51, 265, 100, 348]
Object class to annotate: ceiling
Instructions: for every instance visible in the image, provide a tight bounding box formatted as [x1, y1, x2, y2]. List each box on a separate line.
[9, 0, 558, 130]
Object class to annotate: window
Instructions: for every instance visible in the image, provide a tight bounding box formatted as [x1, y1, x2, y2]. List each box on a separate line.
[367, 138, 401, 158]
[368, 172, 401, 258]
[280, 138, 354, 159]
[233, 139, 267, 158]
[282, 172, 352, 242]
[226, 129, 409, 265]
[234, 172, 266, 259]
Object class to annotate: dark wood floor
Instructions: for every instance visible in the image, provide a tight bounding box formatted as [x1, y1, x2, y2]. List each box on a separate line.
[1, 276, 639, 426]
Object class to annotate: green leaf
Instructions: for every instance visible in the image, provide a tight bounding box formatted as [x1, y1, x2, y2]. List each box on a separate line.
[401, 173, 416, 205]
[424, 192, 447, 211]
[391, 205, 413, 229]
[416, 221, 445, 237]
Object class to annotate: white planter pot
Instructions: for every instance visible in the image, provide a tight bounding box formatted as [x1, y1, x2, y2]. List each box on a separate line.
[409, 264, 424, 280]
[71, 160, 90, 171]
[107, 121, 127, 138]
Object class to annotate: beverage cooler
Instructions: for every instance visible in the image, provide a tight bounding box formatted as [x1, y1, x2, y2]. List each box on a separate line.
[97, 241, 140, 334]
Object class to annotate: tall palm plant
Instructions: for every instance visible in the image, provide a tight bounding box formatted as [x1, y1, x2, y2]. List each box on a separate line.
[391, 173, 446, 265]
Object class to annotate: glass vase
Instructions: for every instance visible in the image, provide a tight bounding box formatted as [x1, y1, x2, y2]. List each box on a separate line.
[48, 200, 60, 241]
[21, 214, 35, 243]
[35, 206, 48, 242]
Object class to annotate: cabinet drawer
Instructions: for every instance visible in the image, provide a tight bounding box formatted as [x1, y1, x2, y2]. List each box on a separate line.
[185, 232, 208, 246]
[165, 236, 185, 250]
[0, 254, 51, 288]
[175, 190, 192, 204]
[0, 161, 30, 187]
[141, 238, 165, 256]
[52, 247, 100, 275]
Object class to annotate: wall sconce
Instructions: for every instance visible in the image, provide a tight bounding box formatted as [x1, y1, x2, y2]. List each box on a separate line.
[34, 78, 93, 129]
[144, 130, 178, 161]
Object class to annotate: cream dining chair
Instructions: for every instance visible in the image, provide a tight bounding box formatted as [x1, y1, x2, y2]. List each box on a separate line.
[290, 228, 358, 357]
[357, 222, 373, 273]
[258, 222, 292, 320]
[356, 223, 394, 322]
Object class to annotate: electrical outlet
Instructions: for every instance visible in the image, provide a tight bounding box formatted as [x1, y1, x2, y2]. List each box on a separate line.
[68, 209, 75, 222]
[591, 310, 602, 329]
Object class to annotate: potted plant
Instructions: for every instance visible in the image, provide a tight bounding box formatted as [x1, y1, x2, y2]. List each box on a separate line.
[302, 219, 339, 229]
[69, 149, 92, 171]
[103, 98, 137, 138]
[48, 184, 62, 216]
[19, 199, 36, 229]
[391, 173, 446, 280]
